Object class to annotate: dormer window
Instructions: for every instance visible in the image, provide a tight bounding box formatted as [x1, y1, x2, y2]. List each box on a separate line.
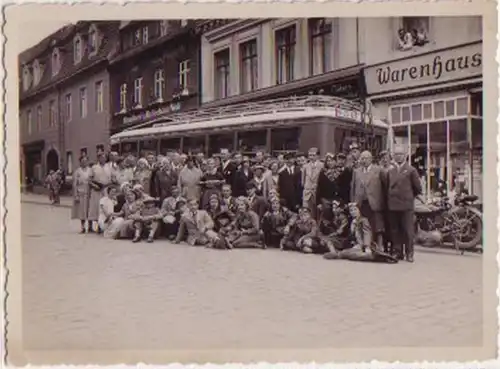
[32, 59, 42, 86]
[22, 66, 32, 91]
[88, 25, 99, 55]
[74, 35, 83, 64]
[52, 48, 61, 76]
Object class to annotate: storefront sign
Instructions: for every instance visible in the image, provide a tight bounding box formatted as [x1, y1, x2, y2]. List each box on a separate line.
[123, 103, 181, 125]
[364, 42, 482, 95]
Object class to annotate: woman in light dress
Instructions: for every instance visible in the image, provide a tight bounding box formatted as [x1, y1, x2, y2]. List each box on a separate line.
[88, 153, 114, 232]
[133, 158, 152, 195]
[71, 156, 92, 233]
[98, 186, 121, 238]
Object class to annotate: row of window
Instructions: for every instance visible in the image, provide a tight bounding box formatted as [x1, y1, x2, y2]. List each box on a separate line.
[121, 20, 189, 52]
[118, 60, 190, 112]
[25, 81, 104, 135]
[22, 25, 101, 92]
[390, 94, 483, 125]
[213, 19, 333, 99]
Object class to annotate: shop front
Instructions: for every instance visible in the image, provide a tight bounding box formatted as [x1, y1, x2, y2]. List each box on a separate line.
[363, 41, 483, 203]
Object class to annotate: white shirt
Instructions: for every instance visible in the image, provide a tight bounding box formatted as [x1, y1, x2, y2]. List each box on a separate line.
[98, 196, 116, 227]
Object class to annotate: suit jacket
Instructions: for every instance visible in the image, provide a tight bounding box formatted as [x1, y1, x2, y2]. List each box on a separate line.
[278, 165, 302, 211]
[334, 167, 352, 205]
[385, 162, 422, 211]
[176, 209, 215, 243]
[350, 165, 385, 212]
[248, 195, 268, 219]
[233, 168, 253, 197]
[219, 160, 237, 186]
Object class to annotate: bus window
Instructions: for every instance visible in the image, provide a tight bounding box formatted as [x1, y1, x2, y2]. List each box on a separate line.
[237, 130, 267, 153]
[184, 136, 206, 156]
[208, 133, 235, 156]
[122, 142, 138, 156]
[159, 138, 181, 155]
[271, 127, 300, 152]
[138, 139, 158, 158]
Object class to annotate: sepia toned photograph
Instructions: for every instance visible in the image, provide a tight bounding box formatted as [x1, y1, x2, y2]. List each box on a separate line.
[4, 2, 498, 366]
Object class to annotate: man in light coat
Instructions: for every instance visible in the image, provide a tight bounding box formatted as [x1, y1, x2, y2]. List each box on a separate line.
[302, 147, 323, 219]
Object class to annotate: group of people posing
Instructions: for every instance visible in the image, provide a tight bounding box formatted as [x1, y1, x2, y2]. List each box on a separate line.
[71, 142, 423, 264]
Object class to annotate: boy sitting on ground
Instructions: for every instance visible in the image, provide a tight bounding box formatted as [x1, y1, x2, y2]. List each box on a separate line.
[133, 196, 163, 243]
[161, 185, 186, 240]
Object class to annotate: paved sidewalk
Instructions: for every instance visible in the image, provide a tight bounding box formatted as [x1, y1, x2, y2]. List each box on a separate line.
[21, 192, 72, 208]
[21, 202, 483, 351]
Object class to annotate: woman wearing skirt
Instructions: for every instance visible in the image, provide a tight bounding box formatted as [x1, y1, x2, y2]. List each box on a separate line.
[71, 156, 92, 233]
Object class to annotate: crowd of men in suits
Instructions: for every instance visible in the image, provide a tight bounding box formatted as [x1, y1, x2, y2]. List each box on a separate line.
[70, 142, 423, 263]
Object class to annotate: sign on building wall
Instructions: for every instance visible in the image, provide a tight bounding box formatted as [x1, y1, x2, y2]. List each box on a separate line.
[364, 41, 482, 96]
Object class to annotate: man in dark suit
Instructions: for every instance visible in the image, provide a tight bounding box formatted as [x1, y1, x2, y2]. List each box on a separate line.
[218, 148, 237, 186]
[246, 182, 268, 219]
[278, 152, 302, 211]
[334, 153, 352, 205]
[232, 156, 253, 197]
[350, 151, 386, 251]
[385, 145, 423, 263]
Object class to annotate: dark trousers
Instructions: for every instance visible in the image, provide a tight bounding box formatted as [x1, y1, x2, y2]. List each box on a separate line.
[388, 210, 415, 258]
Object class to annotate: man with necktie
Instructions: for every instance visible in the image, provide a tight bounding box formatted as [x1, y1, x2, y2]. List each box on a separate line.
[385, 144, 423, 263]
[350, 151, 386, 251]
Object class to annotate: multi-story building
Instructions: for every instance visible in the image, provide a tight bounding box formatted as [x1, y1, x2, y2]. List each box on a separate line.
[362, 16, 483, 201]
[19, 21, 120, 186]
[108, 20, 200, 156]
[178, 18, 372, 155]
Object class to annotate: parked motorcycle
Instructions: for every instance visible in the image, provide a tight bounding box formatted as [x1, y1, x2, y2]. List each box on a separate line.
[414, 192, 483, 253]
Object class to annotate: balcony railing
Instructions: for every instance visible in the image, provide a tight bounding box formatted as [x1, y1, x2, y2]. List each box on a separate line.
[132, 95, 365, 131]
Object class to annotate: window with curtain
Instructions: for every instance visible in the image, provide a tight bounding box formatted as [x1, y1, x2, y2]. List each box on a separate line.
[214, 48, 230, 99]
[275, 25, 296, 84]
[309, 18, 332, 76]
[240, 39, 258, 93]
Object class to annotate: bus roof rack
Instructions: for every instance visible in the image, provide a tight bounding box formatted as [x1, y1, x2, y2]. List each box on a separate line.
[144, 95, 365, 128]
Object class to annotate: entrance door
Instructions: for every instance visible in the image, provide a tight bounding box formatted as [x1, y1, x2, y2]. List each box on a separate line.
[46, 149, 59, 173]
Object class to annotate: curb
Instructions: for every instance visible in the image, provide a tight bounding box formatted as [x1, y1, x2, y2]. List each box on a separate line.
[21, 200, 72, 209]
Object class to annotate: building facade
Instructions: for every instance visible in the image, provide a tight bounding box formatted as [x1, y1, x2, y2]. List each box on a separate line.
[108, 20, 201, 156]
[194, 18, 372, 155]
[19, 21, 120, 185]
[362, 16, 483, 202]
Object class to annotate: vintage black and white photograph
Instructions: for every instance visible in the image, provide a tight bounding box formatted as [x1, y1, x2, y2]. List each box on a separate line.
[4, 2, 498, 366]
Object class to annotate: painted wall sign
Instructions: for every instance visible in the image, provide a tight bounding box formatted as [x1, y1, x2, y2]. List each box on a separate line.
[123, 103, 182, 125]
[364, 42, 482, 95]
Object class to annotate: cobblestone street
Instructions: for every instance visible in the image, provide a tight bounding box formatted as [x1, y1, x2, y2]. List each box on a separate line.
[21, 200, 483, 351]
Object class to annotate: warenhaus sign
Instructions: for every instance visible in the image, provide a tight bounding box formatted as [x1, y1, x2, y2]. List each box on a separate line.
[363, 41, 482, 96]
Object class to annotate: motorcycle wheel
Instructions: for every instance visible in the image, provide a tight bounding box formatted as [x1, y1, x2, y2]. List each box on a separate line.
[446, 206, 483, 250]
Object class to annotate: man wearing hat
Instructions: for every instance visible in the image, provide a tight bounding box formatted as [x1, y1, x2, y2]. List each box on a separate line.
[278, 152, 302, 212]
[133, 196, 162, 243]
[233, 156, 253, 197]
[385, 144, 423, 262]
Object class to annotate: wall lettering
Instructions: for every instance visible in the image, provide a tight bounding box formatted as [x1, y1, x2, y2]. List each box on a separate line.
[364, 42, 482, 95]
